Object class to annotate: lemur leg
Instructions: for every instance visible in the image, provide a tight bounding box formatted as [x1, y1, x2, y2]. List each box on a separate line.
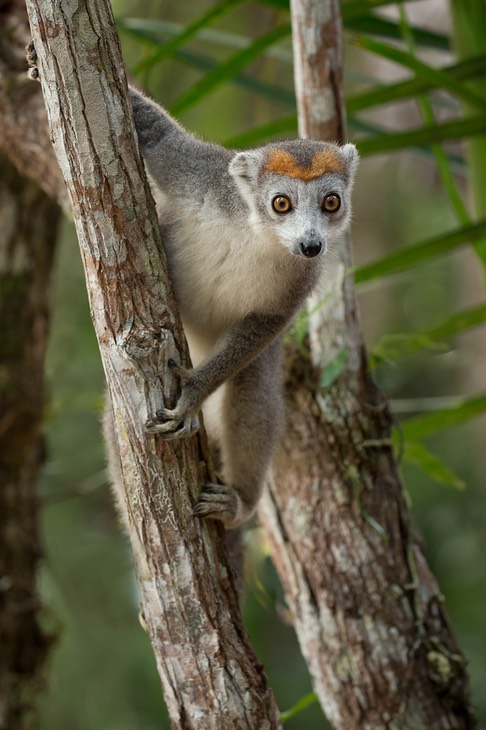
[194, 340, 284, 526]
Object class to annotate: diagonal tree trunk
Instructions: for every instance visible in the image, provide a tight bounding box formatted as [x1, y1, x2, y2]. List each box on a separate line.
[22, 1, 280, 728]
[258, 1, 476, 728]
[0, 154, 59, 730]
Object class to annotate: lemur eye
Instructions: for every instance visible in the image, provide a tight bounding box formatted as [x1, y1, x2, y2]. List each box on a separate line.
[272, 195, 292, 214]
[322, 193, 341, 213]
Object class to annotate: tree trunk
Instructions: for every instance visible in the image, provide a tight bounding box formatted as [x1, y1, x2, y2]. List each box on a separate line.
[258, 1, 476, 728]
[22, 1, 280, 728]
[0, 154, 59, 730]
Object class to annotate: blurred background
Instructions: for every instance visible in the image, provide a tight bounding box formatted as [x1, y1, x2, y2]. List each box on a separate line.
[37, 1, 485, 727]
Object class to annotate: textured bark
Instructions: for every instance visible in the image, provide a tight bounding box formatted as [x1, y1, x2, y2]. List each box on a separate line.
[0, 154, 59, 729]
[257, 1, 476, 729]
[22, 1, 280, 728]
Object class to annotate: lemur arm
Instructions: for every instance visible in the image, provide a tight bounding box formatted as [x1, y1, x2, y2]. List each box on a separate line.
[147, 313, 287, 438]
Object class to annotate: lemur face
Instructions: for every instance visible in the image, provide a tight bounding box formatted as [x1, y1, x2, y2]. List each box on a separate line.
[229, 141, 358, 259]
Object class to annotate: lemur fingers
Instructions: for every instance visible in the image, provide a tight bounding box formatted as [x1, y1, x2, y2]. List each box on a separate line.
[25, 40, 40, 80]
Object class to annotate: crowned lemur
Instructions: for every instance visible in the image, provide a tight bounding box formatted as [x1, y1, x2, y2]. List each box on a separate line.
[26, 42, 358, 527]
[126, 88, 358, 526]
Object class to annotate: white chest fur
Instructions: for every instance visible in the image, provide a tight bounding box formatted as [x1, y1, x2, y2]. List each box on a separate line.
[165, 204, 299, 334]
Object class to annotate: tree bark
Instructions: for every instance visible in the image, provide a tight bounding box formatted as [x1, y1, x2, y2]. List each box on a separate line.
[0, 154, 59, 729]
[258, 1, 476, 728]
[22, 1, 280, 728]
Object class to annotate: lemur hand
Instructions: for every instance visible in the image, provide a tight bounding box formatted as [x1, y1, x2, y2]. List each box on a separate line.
[145, 360, 201, 439]
[25, 41, 40, 80]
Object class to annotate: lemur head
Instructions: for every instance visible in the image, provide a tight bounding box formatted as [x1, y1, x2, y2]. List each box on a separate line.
[229, 140, 358, 258]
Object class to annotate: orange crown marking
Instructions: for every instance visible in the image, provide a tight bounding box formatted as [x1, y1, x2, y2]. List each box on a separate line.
[263, 148, 344, 180]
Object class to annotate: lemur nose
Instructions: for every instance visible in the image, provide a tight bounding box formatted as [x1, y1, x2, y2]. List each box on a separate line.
[300, 241, 322, 258]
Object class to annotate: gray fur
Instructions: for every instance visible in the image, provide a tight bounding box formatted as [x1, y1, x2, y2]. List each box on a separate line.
[127, 86, 358, 526]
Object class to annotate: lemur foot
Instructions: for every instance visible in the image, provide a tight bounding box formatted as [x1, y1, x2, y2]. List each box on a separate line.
[25, 40, 40, 80]
[193, 484, 246, 526]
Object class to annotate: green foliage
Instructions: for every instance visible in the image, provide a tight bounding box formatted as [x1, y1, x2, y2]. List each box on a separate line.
[355, 220, 486, 283]
[169, 23, 291, 115]
[401, 394, 486, 441]
[371, 304, 486, 364]
[280, 692, 318, 723]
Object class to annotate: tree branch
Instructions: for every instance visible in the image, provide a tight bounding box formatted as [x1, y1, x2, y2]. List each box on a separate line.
[22, 1, 280, 727]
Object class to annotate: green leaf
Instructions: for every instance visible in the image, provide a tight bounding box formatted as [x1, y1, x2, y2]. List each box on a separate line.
[347, 55, 486, 114]
[401, 394, 486, 440]
[343, 0, 429, 21]
[119, 21, 295, 109]
[171, 49, 294, 107]
[256, 0, 289, 9]
[132, 0, 245, 74]
[357, 114, 486, 156]
[370, 304, 486, 365]
[402, 441, 465, 489]
[355, 36, 486, 110]
[370, 333, 447, 367]
[354, 220, 486, 284]
[119, 18, 293, 64]
[346, 14, 449, 51]
[280, 692, 317, 724]
[170, 24, 291, 114]
[320, 349, 349, 389]
[427, 303, 486, 341]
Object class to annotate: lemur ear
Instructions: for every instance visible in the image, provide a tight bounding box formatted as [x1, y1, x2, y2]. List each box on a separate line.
[340, 143, 359, 182]
[228, 150, 264, 183]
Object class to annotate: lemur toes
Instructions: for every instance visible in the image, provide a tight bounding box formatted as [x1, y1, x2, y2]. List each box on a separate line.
[193, 484, 245, 526]
[25, 40, 40, 80]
